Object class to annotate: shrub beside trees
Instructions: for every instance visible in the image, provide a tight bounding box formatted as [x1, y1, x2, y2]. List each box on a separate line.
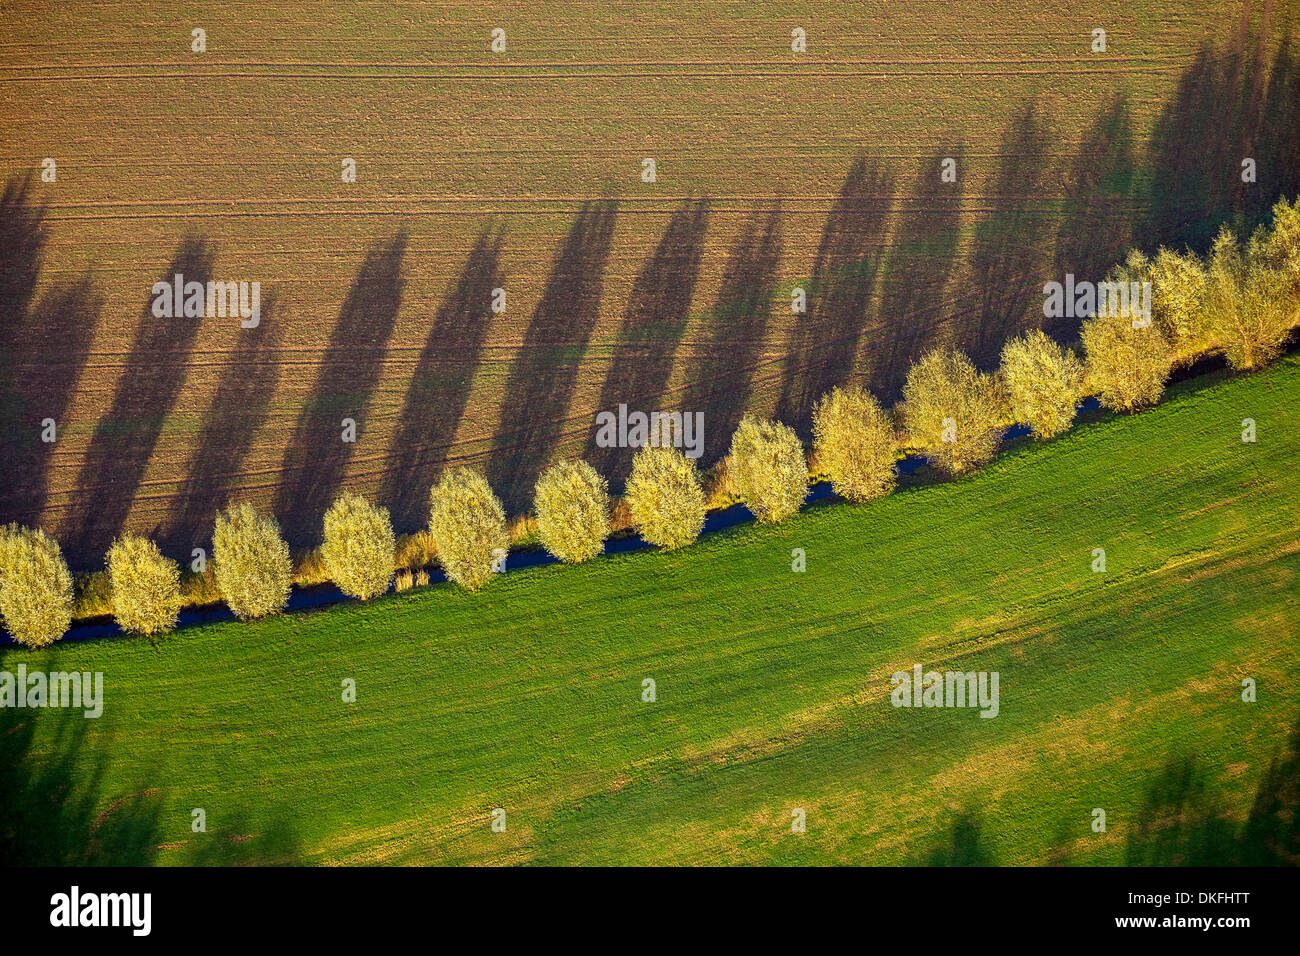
[428, 467, 508, 591]
[812, 385, 897, 503]
[212, 503, 293, 619]
[625, 446, 706, 550]
[322, 493, 395, 600]
[728, 416, 807, 523]
[999, 330, 1085, 439]
[903, 347, 1005, 474]
[1080, 309, 1173, 412]
[534, 459, 610, 563]
[0, 524, 74, 647]
[106, 533, 182, 636]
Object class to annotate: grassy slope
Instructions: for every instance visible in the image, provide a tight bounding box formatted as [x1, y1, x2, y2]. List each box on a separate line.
[4, 356, 1298, 865]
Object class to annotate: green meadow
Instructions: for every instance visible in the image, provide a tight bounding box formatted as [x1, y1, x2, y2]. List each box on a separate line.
[3, 356, 1298, 866]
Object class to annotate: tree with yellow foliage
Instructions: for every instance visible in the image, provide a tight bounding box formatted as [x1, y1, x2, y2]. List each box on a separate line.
[625, 445, 706, 550]
[1080, 307, 1173, 412]
[322, 493, 395, 600]
[212, 503, 293, 619]
[534, 459, 610, 563]
[728, 416, 807, 523]
[903, 347, 1005, 474]
[428, 467, 508, 591]
[107, 532, 183, 635]
[0, 524, 74, 647]
[999, 330, 1085, 439]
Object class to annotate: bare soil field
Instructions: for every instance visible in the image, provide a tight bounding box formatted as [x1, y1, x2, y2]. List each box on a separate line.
[1, 0, 1297, 566]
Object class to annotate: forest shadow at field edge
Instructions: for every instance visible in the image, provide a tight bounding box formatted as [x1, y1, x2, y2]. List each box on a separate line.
[0, 655, 305, 866]
[912, 711, 1300, 866]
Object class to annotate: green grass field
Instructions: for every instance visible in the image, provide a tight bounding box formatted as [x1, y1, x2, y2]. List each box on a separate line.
[3, 354, 1297, 865]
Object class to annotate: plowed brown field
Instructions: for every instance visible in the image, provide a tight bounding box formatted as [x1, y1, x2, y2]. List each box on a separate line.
[1, 0, 1296, 565]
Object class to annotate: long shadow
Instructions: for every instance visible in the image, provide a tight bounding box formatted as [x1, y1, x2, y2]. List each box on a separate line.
[487, 201, 617, 512]
[381, 229, 503, 533]
[1250, 27, 1300, 226]
[273, 233, 407, 545]
[1126, 713, 1300, 866]
[1049, 95, 1136, 342]
[1238, 712, 1300, 865]
[913, 809, 997, 866]
[0, 665, 162, 866]
[64, 238, 214, 567]
[584, 199, 709, 487]
[868, 149, 966, 401]
[158, 295, 284, 555]
[776, 160, 893, 433]
[681, 205, 784, 464]
[963, 102, 1054, 368]
[0, 174, 46, 339]
[1143, 3, 1285, 253]
[0, 278, 102, 528]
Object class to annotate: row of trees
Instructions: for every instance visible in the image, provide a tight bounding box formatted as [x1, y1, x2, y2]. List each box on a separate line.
[1, 201, 1297, 648]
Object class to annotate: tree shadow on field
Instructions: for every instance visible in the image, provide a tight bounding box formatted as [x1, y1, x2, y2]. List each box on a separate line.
[867, 148, 965, 401]
[158, 294, 284, 556]
[1254, 31, 1300, 223]
[184, 807, 303, 865]
[0, 174, 45, 330]
[776, 159, 893, 434]
[0, 662, 163, 866]
[962, 102, 1054, 369]
[0, 277, 102, 528]
[1048, 95, 1137, 343]
[681, 205, 784, 464]
[64, 238, 214, 568]
[913, 809, 997, 866]
[1143, 3, 1294, 253]
[0, 176, 103, 530]
[1126, 713, 1300, 866]
[487, 201, 617, 512]
[584, 198, 709, 487]
[381, 229, 503, 533]
[273, 233, 407, 546]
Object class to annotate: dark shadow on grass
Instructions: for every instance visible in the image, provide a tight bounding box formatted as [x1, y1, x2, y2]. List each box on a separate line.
[1126, 712, 1300, 866]
[0, 661, 162, 866]
[184, 807, 304, 866]
[914, 809, 997, 866]
[274, 232, 407, 546]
